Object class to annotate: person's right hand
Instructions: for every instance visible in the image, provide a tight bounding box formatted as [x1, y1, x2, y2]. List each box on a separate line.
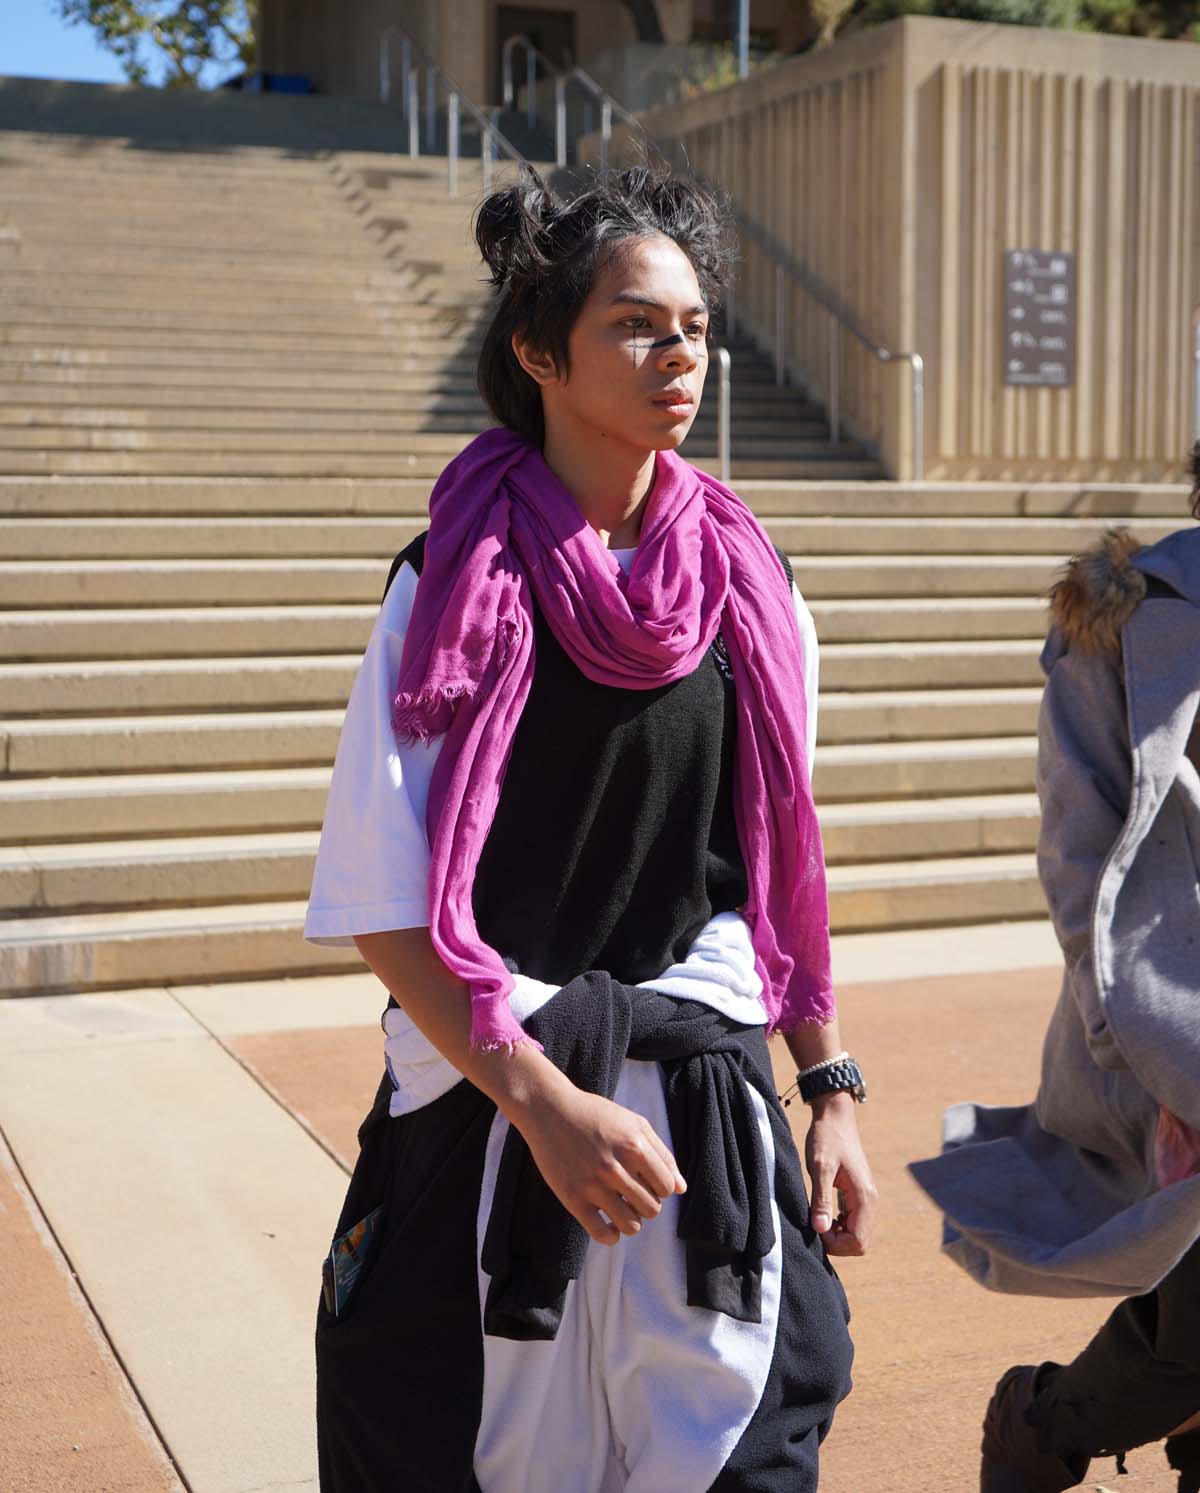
[516, 1082, 687, 1246]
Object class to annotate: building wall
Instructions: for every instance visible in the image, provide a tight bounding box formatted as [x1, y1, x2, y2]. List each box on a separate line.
[910, 22, 1199, 480]
[257, 0, 648, 106]
[608, 17, 1200, 482]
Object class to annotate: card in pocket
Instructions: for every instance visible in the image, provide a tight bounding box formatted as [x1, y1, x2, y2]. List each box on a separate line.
[327, 1204, 384, 1316]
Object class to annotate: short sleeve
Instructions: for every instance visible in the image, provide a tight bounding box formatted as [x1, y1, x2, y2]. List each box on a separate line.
[792, 582, 820, 773]
[304, 563, 442, 945]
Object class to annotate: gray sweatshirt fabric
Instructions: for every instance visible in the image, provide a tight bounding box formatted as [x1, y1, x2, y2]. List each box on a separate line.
[910, 525, 1200, 1298]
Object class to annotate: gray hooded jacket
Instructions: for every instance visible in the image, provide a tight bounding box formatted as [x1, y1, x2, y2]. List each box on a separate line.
[910, 525, 1200, 1298]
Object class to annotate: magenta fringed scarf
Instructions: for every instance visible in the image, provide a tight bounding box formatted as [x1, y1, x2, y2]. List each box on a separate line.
[393, 427, 833, 1052]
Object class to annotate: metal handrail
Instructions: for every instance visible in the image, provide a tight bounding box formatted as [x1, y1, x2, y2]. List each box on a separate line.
[500, 34, 644, 170]
[715, 346, 731, 485]
[379, 25, 526, 198]
[728, 207, 925, 479]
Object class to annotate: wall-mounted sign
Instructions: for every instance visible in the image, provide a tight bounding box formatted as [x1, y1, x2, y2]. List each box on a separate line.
[1002, 250, 1075, 388]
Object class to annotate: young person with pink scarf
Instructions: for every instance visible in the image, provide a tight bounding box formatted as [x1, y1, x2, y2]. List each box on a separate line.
[305, 168, 876, 1491]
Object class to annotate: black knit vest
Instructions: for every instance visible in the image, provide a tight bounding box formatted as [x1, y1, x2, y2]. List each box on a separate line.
[385, 533, 792, 987]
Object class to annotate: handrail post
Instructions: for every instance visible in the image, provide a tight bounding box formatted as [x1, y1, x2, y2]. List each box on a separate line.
[447, 91, 459, 198]
[526, 47, 536, 127]
[380, 33, 390, 103]
[407, 68, 419, 157]
[483, 108, 497, 196]
[400, 38, 411, 110]
[911, 354, 925, 482]
[501, 41, 514, 110]
[716, 346, 732, 486]
[1194, 322, 1200, 445]
[828, 312, 840, 444]
[425, 65, 437, 147]
[774, 263, 785, 387]
[555, 76, 567, 167]
[600, 98, 612, 173]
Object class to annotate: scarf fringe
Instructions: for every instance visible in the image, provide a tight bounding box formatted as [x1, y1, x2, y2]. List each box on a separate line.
[469, 987, 546, 1057]
[392, 683, 474, 743]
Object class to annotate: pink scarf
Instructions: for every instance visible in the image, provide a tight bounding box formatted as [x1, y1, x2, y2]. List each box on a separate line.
[394, 427, 833, 1052]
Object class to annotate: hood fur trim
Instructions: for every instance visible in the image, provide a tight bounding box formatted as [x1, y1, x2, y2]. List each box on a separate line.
[1049, 528, 1146, 654]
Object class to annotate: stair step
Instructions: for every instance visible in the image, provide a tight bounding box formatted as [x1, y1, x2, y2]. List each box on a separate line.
[770, 516, 1181, 555]
[0, 406, 827, 442]
[0, 319, 484, 352]
[0, 606, 376, 661]
[814, 737, 1037, 801]
[0, 558, 390, 607]
[818, 688, 1042, 742]
[820, 640, 1043, 690]
[0, 517, 427, 559]
[0, 347, 485, 379]
[0, 479, 435, 518]
[0, 427, 481, 455]
[0, 655, 360, 718]
[0, 557, 1052, 612]
[0, 688, 1042, 774]
[2, 353, 826, 400]
[0, 853, 1048, 992]
[0, 767, 330, 843]
[819, 793, 1041, 861]
[0, 900, 355, 996]
[809, 598, 1045, 643]
[0, 302, 489, 335]
[0, 453, 885, 479]
[0, 477, 1182, 520]
[793, 555, 1061, 597]
[0, 832, 317, 913]
[826, 852, 1043, 931]
[4, 709, 344, 775]
[0, 795, 1043, 922]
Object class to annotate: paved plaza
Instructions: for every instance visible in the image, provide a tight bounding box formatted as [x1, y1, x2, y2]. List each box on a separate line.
[0, 920, 1183, 1492]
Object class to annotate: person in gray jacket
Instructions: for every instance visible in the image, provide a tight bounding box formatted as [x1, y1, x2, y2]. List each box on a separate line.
[910, 450, 1200, 1492]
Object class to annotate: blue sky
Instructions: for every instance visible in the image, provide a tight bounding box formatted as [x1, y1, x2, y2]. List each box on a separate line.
[2, 1, 240, 87]
[3, 1, 130, 84]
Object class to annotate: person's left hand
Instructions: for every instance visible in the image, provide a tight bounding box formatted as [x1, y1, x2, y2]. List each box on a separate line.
[804, 1091, 878, 1256]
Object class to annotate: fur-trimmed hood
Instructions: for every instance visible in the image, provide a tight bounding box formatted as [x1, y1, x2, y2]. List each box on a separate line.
[1049, 525, 1200, 653]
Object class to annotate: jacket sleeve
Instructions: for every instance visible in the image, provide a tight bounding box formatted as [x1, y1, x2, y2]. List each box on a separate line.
[1035, 627, 1133, 1069]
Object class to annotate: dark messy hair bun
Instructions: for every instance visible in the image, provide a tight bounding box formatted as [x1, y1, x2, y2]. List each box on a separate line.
[474, 174, 559, 290]
[474, 167, 735, 446]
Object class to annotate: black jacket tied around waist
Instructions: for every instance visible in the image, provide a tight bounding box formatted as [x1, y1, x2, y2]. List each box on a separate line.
[480, 973, 779, 1342]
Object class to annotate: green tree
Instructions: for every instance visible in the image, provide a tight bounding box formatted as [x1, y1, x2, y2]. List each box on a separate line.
[856, 0, 1199, 34]
[859, 0, 1080, 26]
[1077, 0, 1200, 38]
[53, 1, 256, 87]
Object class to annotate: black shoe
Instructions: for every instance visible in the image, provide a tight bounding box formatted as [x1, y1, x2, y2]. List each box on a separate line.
[981, 1364, 1091, 1492]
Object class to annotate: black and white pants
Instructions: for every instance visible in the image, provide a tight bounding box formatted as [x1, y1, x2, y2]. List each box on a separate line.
[315, 998, 853, 1492]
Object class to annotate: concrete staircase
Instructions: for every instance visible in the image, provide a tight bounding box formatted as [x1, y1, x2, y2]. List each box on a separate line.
[0, 82, 1190, 995]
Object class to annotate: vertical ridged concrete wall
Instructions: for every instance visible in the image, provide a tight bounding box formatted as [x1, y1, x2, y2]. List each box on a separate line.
[616, 17, 1200, 482]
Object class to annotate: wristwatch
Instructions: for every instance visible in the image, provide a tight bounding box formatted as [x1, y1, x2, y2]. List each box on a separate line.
[797, 1055, 867, 1105]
